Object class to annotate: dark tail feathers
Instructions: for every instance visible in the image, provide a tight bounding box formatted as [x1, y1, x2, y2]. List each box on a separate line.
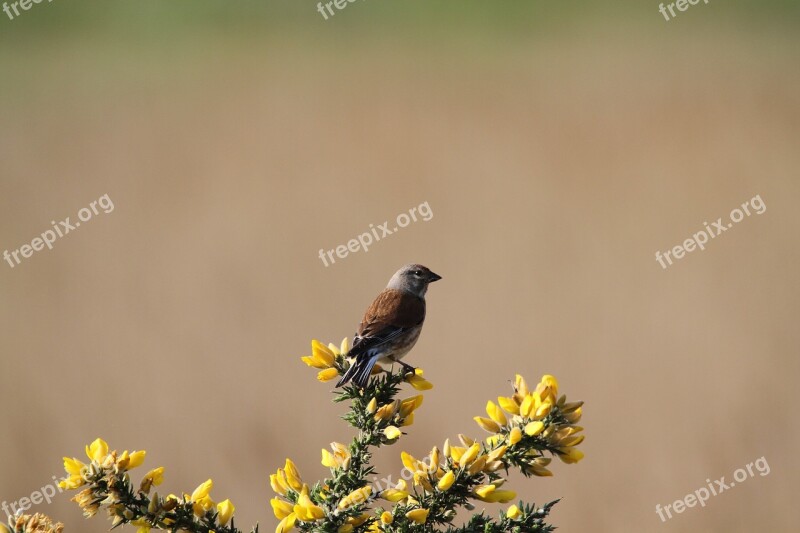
[336, 354, 379, 388]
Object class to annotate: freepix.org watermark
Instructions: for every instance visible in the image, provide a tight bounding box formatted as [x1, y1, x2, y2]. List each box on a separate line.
[3, 193, 115, 269]
[655, 194, 765, 270]
[315, 0, 361, 21]
[655, 456, 770, 523]
[2, 0, 56, 22]
[317, 201, 433, 267]
[2, 475, 68, 519]
[658, 0, 711, 22]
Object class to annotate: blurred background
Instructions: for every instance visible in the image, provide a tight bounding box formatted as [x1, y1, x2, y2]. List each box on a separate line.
[1, 1, 798, 531]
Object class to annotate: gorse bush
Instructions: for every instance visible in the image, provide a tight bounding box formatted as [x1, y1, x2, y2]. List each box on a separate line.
[6, 339, 584, 533]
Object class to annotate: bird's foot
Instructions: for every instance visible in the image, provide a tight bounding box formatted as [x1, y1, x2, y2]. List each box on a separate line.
[398, 362, 417, 376]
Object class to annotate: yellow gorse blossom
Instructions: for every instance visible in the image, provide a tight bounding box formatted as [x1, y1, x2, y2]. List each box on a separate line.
[404, 368, 433, 391]
[338, 485, 373, 509]
[55, 341, 584, 533]
[302, 339, 337, 369]
[321, 442, 352, 469]
[190, 479, 213, 502]
[294, 485, 325, 520]
[405, 509, 429, 524]
[383, 426, 402, 440]
[5, 513, 63, 533]
[380, 488, 409, 503]
[281, 459, 303, 492]
[57, 438, 238, 533]
[271, 497, 294, 519]
[475, 374, 585, 473]
[317, 367, 339, 382]
[216, 499, 235, 526]
[85, 438, 108, 463]
[437, 470, 455, 491]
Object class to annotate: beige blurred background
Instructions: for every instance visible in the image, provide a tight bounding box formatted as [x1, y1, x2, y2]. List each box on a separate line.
[1, 1, 798, 532]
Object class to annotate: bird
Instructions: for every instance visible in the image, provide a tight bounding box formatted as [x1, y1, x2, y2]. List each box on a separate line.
[336, 264, 442, 388]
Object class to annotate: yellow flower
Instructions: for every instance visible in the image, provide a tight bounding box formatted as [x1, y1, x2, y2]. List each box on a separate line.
[514, 374, 529, 399]
[321, 442, 351, 469]
[63, 457, 85, 476]
[557, 447, 585, 464]
[449, 445, 465, 463]
[564, 408, 582, 424]
[294, 485, 325, 520]
[405, 368, 433, 390]
[85, 438, 109, 463]
[497, 396, 520, 415]
[380, 511, 393, 524]
[405, 509, 429, 524]
[338, 486, 373, 509]
[427, 446, 440, 473]
[383, 426, 402, 440]
[321, 449, 336, 468]
[328, 338, 349, 357]
[270, 473, 289, 495]
[380, 488, 409, 502]
[59, 475, 83, 490]
[524, 421, 544, 436]
[413, 471, 433, 491]
[140, 467, 165, 493]
[536, 374, 559, 400]
[558, 435, 585, 447]
[271, 498, 294, 519]
[485, 435, 502, 447]
[489, 445, 509, 464]
[459, 443, 480, 466]
[506, 504, 522, 519]
[437, 470, 455, 491]
[190, 479, 213, 501]
[534, 400, 553, 419]
[486, 401, 507, 426]
[317, 368, 339, 382]
[478, 489, 517, 503]
[474, 416, 501, 433]
[561, 400, 584, 414]
[193, 494, 216, 518]
[399, 395, 423, 418]
[128, 450, 146, 469]
[276, 512, 297, 533]
[468, 455, 488, 475]
[473, 484, 496, 498]
[337, 525, 353, 533]
[301, 340, 336, 369]
[366, 397, 378, 414]
[519, 394, 539, 418]
[374, 400, 399, 421]
[400, 451, 423, 472]
[347, 514, 371, 527]
[283, 459, 303, 491]
[217, 499, 235, 526]
[525, 464, 553, 477]
[508, 427, 522, 445]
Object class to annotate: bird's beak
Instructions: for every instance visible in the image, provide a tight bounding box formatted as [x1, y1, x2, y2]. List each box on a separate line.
[428, 271, 442, 283]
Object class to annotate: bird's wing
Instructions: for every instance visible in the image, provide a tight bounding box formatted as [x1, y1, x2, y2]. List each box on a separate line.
[349, 289, 425, 356]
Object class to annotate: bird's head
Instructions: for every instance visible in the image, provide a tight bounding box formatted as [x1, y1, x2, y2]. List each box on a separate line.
[387, 264, 442, 298]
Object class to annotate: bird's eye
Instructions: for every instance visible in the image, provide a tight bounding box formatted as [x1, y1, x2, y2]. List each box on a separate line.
[412, 270, 422, 276]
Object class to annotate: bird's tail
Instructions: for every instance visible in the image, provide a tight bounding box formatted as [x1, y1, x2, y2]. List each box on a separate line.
[336, 354, 380, 388]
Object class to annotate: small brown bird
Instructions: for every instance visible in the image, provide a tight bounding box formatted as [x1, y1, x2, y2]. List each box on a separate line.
[336, 264, 442, 388]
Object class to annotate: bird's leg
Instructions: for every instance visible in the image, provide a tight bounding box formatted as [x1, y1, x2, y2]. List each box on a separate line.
[399, 361, 417, 376]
